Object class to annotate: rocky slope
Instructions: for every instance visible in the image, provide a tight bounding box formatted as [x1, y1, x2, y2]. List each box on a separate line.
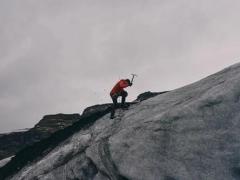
[2, 63, 240, 179]
[32, 114, 81, 134]
[0, 93, 158, 162]
[0, 114, 80, 160]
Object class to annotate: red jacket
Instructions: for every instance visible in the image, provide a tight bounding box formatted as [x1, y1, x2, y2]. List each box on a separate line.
[110, 79, 130, 95]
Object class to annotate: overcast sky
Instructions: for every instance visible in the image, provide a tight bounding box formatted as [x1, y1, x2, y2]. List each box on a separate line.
[0, 0, 240, 133]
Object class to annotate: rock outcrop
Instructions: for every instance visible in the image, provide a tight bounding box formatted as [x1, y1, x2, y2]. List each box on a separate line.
[2, 63, 240, 180]
[0, 114, 80, 160]
[32, 113, 80, 135]
[135, 91, 169, 102]
[82, 104, 112, 116]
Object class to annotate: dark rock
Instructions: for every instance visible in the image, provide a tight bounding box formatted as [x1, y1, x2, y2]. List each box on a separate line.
[232, 167, 240, 178]
[33, 113, 81, 134]
[136, 91, 169, 102]
[0, 113, 80, 160]
[82, 104, 112, 116]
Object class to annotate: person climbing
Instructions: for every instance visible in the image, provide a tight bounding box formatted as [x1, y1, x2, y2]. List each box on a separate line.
[110, 79, 132, 119]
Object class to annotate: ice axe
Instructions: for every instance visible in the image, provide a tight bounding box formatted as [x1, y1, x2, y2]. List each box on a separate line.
[131, 74, 137, 84]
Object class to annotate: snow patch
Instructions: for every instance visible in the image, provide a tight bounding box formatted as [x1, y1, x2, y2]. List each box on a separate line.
[0, 156, 13, 168]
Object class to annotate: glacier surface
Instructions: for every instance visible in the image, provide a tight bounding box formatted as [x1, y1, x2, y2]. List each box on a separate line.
[9, 63, 240, 180]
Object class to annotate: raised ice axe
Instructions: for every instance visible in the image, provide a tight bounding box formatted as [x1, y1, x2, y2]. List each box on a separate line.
[131, 74, 138, 84]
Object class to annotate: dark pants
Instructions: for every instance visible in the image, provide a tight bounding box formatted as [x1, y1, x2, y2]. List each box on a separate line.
[110, 90, 128, 118]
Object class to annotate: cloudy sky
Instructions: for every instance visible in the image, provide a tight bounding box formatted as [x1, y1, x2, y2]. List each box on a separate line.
[0, 0, 240, 132]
